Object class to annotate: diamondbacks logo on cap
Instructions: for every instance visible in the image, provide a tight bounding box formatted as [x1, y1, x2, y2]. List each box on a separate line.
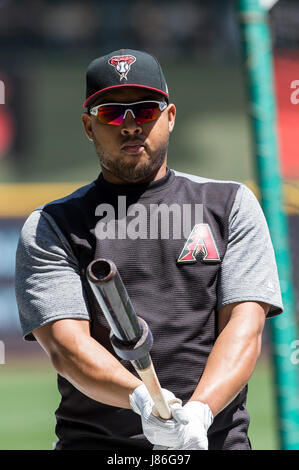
[109, 55, 136, 81]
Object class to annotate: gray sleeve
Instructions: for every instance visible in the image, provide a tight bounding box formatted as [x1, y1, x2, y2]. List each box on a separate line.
[217, 184, 283, 317]
[15, 210, 90, 341]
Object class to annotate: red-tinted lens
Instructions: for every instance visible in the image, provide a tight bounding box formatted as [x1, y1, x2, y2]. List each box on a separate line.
[96, 102, 161, 125]
[96, 105, 125, 125]
[134, 102, 160, 124]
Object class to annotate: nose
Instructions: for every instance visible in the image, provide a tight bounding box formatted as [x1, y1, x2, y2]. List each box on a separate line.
[120, 110, 142, 136]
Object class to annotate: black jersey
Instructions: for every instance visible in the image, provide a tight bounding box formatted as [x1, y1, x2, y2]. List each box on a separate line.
[16, 168, 283, 450]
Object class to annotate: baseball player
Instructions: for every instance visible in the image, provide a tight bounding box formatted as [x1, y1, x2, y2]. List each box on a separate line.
[15, 49, 283, 450]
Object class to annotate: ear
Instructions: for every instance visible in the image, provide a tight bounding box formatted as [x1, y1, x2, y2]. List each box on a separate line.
[167, 104, 176, 133]
[82, 113, 94, 141]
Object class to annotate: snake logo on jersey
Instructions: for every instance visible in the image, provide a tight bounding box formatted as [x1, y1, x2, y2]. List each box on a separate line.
[109, 55, 136, 81]
[177, 223, 220, 264]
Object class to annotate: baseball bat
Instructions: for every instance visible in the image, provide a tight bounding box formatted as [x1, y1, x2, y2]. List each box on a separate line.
[86, 258, 172, 420]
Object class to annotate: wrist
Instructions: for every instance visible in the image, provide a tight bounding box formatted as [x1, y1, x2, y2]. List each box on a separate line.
[188, 395, 217, 417]
[130, 383, 149, 402]
[129, 383, 152, 415]
[130, 380, 144, 394]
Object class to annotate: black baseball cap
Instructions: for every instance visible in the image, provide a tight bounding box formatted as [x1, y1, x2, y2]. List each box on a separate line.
[83, 48, 169, 109]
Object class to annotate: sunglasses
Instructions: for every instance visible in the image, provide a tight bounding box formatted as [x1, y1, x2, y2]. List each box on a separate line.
[89, 100, 167, 126]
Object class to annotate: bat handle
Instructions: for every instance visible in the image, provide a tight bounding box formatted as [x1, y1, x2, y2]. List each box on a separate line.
[135, 361, 172, 420]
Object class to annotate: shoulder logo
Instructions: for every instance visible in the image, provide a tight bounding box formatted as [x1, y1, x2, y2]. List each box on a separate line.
[177, 224, 220, 264]
[109, 55, 136, 81]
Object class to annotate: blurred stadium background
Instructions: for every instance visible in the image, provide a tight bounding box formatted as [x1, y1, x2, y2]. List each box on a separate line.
[0, 0, 298, 450]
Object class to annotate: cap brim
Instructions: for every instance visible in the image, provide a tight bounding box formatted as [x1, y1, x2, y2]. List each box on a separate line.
[83, 84, 169, 108]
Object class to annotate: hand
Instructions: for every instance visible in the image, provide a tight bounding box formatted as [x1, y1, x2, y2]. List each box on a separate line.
[170, 401, 214, 450]
[129, 384, 189, 447]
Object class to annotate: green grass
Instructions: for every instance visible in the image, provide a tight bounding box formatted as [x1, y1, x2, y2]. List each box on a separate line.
[0, 361, 59, 450]
[247, 356, 279, 450]
[0, 356, 279, 450]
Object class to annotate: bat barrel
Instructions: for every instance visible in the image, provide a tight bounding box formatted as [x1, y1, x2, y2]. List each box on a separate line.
[86, 259, 153, 369]
[87, 259, 141, 343]
[87, 258, 171, 419]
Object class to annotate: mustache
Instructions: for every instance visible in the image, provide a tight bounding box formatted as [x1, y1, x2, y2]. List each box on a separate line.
[120, 136, 146, 146]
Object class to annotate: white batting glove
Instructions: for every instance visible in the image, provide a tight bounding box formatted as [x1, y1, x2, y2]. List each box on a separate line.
[129, 384, 189, 447]
[170, 401, 214, 450]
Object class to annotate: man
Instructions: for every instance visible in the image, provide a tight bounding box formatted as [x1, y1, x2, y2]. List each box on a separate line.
[15, 48, 283, 450]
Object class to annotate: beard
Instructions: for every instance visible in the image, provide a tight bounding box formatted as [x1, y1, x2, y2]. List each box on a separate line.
[93, 135, 169, 184]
